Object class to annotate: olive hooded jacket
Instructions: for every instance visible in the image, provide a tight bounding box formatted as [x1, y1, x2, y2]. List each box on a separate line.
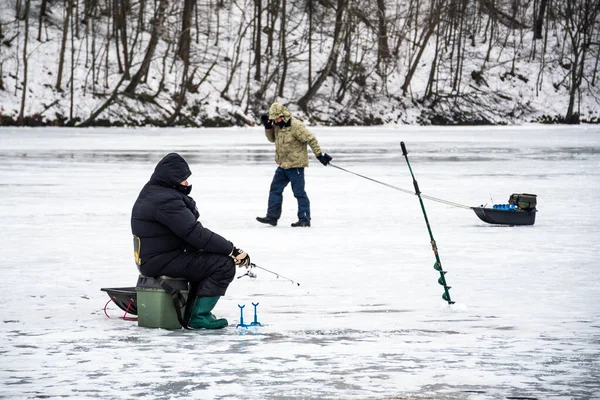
[265, 103, 323, 169]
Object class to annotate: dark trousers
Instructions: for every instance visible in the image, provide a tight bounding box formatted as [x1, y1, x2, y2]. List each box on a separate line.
[160, 251, 236, 297]
[267, 167, 310, 222]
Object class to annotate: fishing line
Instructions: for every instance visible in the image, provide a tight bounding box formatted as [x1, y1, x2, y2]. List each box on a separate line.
[238, 263, 301, 286]
[329, 163, 472, 210]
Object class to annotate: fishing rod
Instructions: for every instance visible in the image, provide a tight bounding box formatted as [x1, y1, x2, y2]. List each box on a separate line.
[328, 163, 471, 210]
[238, 263, 301, 286]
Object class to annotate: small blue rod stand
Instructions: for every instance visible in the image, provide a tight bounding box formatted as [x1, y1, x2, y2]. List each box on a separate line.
[236, 304, 246, 328]
[236, 302, 262, 328]
[250, 302, 262, 327]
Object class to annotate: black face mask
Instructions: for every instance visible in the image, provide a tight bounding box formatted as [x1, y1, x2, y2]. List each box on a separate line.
[176, 184, 192, 195]
[275, 119, 287, 128]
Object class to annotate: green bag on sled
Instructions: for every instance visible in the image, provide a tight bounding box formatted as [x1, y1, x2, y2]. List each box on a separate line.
[508, 193, 537, 210]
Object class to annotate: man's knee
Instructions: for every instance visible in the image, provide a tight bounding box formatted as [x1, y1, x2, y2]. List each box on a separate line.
[222, 257, 236, 282]
[208, 254, 236, 282]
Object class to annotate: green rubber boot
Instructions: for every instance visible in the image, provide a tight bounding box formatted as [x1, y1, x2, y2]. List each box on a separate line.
[188, 296, 228, 329]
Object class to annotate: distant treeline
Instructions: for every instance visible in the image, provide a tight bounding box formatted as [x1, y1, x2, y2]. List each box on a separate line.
[1, 0, 599, 126]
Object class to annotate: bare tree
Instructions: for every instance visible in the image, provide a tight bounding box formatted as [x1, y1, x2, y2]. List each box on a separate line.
[424, 22, 442, 100]
[69, 0, 76, 121]
[104, 0, 111, 88]
[18, 0, 31, 125]
[166, 60, 190, 125]
[277, 0, 287, 97]
[1, 12, 5, 91]
[534, 0, 548, 40]
[56, 0, 73, 91]
[253, 0, 262, 81]
[298, 0, 347, 112]
[178, 0, 196, 65]
[8, 0, 600, 126]
[266, 0, 280, 56]
[307, 0, 312, 89]
[221, 13, 252, 99]
[335, 7, 354, 104]
[124, 0, 169, 94]
[376, 0, 391, 70]
[557, 0, 599, 123]
[401, 3, 439, 96]
[115, 0, 130, 78]
[452, 0, 467, 93]
[37, 0, 48, 41]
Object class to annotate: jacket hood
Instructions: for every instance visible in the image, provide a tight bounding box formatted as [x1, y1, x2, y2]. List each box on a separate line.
[268, 102, 292, 123]
[150, 153, 192, 187]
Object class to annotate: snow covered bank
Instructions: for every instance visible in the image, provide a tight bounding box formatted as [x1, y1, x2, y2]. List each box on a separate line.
[1, 1, 599, 126]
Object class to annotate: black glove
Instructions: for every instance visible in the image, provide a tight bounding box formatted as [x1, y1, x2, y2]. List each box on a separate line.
[260, 115, 273, 129]
[230, 246, 251, 268]
[317, 153, 332, 166]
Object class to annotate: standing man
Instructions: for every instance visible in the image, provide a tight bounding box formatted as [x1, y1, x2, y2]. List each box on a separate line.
[131, 152, 250, 329]
[256, 102, 332, 227]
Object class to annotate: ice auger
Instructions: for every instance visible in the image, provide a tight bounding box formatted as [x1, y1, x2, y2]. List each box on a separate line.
[401, 142, 454, 305]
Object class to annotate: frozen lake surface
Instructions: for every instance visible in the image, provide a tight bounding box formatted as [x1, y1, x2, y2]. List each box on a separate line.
[1, 126, 599, 400]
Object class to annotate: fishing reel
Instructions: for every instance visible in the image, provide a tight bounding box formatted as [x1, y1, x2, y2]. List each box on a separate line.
[236, 263, 300, 286]
[237, 263, 257, 280]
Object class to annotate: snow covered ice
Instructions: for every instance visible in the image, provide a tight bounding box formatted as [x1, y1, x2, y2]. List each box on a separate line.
[0, 126, 599, 400]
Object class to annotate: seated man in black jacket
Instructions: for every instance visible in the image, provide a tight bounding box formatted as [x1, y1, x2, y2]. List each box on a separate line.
[131, 152, 250, 329]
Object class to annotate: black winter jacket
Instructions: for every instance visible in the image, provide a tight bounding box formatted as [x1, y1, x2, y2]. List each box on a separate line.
[131, 153, 233, 277]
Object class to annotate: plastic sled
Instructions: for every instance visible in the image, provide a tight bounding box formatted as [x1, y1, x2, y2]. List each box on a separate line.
[101, 287, 138, 315]
[472, 207, 536, 226]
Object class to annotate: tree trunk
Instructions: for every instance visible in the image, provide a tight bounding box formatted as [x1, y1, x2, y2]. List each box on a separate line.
[178, 0, 195, 65]
[37, 0, 47, 41]
[534, 0, 548, 40]
[124, 0, 169, 94]
[376, 0, 391, 69]
[298, 0, 346, 112]
[221, 19, 251, 98]
[128, 0, 146, 69]
[267, 0, 279, 56]
[113, 0, 124, 74]
[104, 0, 110, 88]
[335, 14, 352, 104]
[69, 0, 75, 121]
[277, 0, 287, 97]
[166, 61, 190, 125]
[452, 0, 467, 93]
[118, 0, 130, 78]
[401, 8, 438, 96]
[78, 76, 128, 127]
[56, 0, 73, 91]
[15, 0, 22, 19]
[18, 0, 31, 125]
[563, 0, 597, 123]
[74, 0, 79, 38]
[253, 0, 262, 81]
[565, 51, 580, 123]
[0, 63, 5, 91]
[424, 24, 441, 100]
[307, 0, 312, 89]
[592, 41, 599, 87]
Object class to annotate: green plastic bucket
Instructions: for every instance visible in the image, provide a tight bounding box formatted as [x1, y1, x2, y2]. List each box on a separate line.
[136, 276, 188, 330]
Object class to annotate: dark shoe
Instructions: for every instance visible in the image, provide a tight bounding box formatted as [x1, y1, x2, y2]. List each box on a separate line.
[188, 296, 228, 329]
[291, 220, 310, 227]
[256, 216, 277, 226]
